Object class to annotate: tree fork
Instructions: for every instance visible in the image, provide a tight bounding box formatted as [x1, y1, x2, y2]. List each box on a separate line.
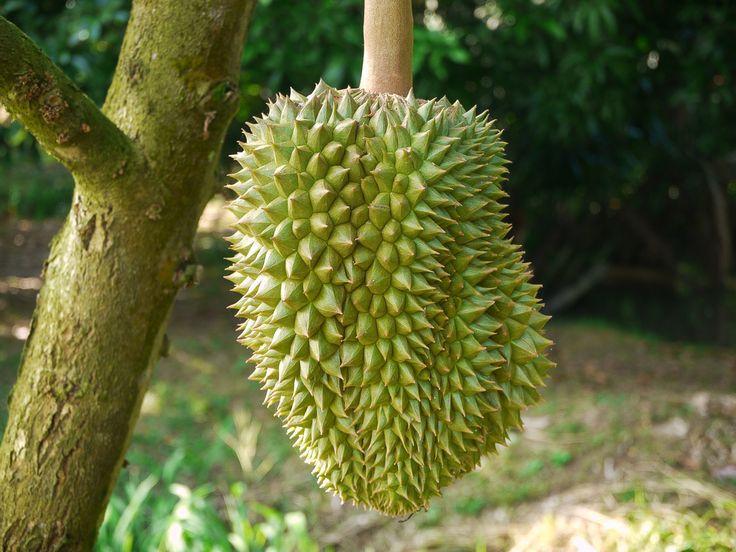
[0, 1, 256, 549]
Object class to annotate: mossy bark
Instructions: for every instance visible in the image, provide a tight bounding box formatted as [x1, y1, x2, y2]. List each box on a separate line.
[0, 1, 256, 549]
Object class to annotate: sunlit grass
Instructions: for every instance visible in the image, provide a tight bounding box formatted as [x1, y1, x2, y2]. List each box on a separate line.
[97, 421, 322, 552]
[1, 215, 734, 550]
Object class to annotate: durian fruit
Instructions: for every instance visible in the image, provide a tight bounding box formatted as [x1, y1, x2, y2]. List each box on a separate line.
[226, 81, 554, 516]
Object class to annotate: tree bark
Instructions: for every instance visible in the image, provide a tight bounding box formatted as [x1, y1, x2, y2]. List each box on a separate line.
[0, 1, 256, 550]
[0, 17, 134, 188]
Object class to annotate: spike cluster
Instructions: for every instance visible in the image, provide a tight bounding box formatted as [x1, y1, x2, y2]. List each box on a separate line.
[227, 82, 553, 516]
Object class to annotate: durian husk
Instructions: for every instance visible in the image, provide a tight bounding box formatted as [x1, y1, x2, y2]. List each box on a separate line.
[227, 81, 554, 516]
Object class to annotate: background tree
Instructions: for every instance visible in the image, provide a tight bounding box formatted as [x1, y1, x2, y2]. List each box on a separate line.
[0, 1, 256, 548]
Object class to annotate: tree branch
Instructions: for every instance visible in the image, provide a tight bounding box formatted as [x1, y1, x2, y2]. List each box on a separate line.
[0, 16, 134, 187]
[547, 263, 609, 313]
[359, 0, 413, 95]
[102, 0, 256, 204]
[701, 160, 732, 286]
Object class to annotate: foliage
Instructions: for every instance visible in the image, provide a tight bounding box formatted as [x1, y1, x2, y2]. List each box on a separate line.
[429, 0, 736, 296]
[0, 159, 72, 219]
[91, 315, 735, 550]
[3, 266, 735, 548]
[0, 0, 127, 155]
[97, 448, 320, 552]
[1, 0, 734, 329]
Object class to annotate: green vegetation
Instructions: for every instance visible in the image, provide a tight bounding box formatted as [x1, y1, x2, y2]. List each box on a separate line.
[0, 1, 257, 544]
[0, 0, 733, 548]
[100, 309, 736, 550]
[0, 159, 72, 218]
[2, 1, 734, 336]
[97, 443, 321, 552]
[1, 224, 734, 549]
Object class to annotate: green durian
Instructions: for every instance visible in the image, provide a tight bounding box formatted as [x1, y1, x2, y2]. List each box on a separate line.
[227, 81, 553, 516]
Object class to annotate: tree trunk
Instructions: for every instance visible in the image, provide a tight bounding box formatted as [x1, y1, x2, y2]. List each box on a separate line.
[0, 1, 256, 549]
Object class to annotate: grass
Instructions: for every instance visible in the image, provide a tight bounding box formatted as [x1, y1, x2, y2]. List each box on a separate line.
[111, 301, 734, 549]
[1, 218, 735, 550]
[97, 422, 322, 552]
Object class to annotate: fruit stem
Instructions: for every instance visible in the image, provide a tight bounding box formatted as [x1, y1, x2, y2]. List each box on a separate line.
[359, 0, 413, 95]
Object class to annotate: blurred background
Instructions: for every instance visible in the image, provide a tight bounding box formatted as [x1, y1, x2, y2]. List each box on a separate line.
[1, 1, 734, 550]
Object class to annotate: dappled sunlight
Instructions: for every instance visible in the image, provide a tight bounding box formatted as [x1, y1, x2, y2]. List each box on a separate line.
[140, 390, 162, 417]
[1, 213, 734, 549]
[221, 406, 277, 482]
[353, 466, 736, 551]
[197, 195, 236, 235]
[169, 347, 221, 377]
[503, 467, 736, 552]
[0, 275, 42, 294]
[129, 318, 735, 551]
[0, 278, 38, 342]
[1, 0, 733, 546]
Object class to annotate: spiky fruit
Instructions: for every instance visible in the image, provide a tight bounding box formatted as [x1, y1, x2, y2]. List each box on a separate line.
[227, 81, 553, 516]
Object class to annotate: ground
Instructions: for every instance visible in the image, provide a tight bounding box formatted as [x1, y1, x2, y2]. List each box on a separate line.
[1, 207, 735, 551]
